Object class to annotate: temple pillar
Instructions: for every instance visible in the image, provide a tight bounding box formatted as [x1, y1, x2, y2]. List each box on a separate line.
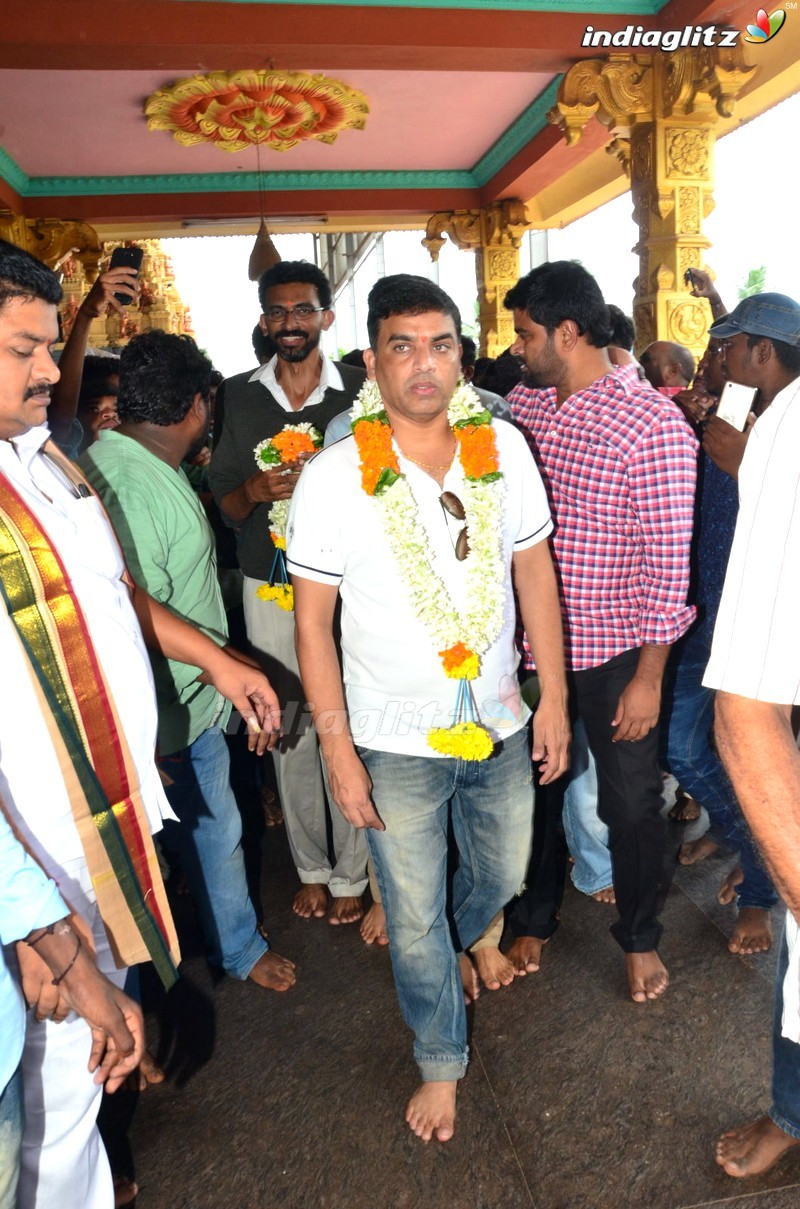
[422, 200, 529, 358]
[0, 210, 102, 280]
[548, 48, 755, 360]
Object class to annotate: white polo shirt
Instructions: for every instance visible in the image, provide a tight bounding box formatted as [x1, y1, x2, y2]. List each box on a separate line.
[287, 419, 553, 756]
[703, 377, 800, 704]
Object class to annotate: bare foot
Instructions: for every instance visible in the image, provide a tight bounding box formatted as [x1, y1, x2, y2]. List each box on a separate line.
[328, 895, 364, 925]
[719, 864, 743, 905]
[406, 1081, 458, 1143]
[248, 949, 297, 991]
[459, 952, 480, 1004]
[669, 790, 701, 822]
[679, 834, 719, 865]
[113, 1175, 139, 1208]
[473, 946, 516, 991]
[360, 902, 389, 945]
[626, 951, 669, 1003]
[716, 1115, 800, 1177]
[293, 884, 328, 918]
[591, 886, 616, 905]
[136, 1048, 165, 1091]
[729, 907, 773, 955]
[260, 786, 283, 828]
[507, 935, 548, 976]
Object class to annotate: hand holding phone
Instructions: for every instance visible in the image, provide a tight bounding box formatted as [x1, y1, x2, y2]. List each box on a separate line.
[107, 246, 144, 306]
[716, 380, 758, 431]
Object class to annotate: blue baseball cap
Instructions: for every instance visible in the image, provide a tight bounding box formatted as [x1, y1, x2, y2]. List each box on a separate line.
[710, 292, 800, 347]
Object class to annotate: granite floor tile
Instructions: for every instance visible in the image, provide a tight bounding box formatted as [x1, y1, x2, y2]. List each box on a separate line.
[682, 1183, 800, 1208]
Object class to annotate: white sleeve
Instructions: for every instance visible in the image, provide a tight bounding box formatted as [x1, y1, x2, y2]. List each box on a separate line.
[286, 453, 344, 586]
[497, 421, 553, 551]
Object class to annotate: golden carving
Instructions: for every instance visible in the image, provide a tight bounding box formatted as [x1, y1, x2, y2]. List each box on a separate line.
[0, 211, 102, 280]
[666, 129, 709, 178]
[548, 49, 755, 360]
[423, 202, 529, 359]
[678, 186, 701, 235]
[59, 240, 194, 348]
[145, 70, 369, 153]
[668, 299, 707, 347]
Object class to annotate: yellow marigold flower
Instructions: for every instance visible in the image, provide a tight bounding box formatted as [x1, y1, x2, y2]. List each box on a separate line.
[428, 722, 494, 761]
[456, 424, 500, 480]
[439, 643, 479, 680]
[256, 583, 294, 611]
[270, 532, 287, 551]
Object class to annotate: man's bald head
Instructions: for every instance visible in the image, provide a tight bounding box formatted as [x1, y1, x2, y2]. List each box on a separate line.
[639, 340, 695, 389]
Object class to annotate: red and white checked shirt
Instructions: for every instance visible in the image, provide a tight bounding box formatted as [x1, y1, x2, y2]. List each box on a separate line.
[508, 368, 697, 671]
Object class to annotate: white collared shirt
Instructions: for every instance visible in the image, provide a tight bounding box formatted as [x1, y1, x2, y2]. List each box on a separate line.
[0, 426, 171, 904]
[249, 353, 345, 412]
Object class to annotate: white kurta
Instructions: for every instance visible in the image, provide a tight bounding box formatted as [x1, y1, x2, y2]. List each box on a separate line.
[0, 426, 172, 1209]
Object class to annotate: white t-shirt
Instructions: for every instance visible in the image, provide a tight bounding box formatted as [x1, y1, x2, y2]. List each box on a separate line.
[287, 419, 553, 756]
[703, 377, 800, 704]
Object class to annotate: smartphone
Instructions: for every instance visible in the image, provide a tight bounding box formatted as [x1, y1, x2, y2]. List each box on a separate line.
[716, 380, 758, 431]
[683, 268, 696, 288]
[108, 245, 143, 305]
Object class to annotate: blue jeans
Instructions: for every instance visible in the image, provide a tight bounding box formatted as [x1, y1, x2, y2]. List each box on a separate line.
[158, 726, 268, 980]
[771, 924, 800, 1138]
[0, 1065, 22, 1209]
[361, 727, 533, 1082]
[561, 718, 610, 895]
[663, 638, 778, 911]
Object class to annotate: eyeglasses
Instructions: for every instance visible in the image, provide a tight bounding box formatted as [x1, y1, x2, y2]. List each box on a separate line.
[263, 304, 325, 322]
[440, 491, 470, 561]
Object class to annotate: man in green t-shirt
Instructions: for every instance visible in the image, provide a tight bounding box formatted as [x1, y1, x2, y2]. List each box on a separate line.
[81, 330, 296, 993]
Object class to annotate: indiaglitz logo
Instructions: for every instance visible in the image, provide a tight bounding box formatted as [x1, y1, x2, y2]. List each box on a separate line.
[581, 11, 788, 51]
[744, 7, 787, 41]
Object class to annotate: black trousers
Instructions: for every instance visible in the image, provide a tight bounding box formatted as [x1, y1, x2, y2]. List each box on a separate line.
[509, 648, 666, 953]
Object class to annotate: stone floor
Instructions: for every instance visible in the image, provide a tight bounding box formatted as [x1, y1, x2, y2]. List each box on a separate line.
[126, 758, 799, 1209]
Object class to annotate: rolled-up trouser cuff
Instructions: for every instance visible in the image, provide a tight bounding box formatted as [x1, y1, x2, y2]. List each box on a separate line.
[416, 1051, 469, 1083]
[769, 1107, 800, 1141]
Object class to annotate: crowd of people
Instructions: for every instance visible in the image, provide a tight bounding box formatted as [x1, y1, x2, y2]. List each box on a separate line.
[1, 233, 800, 1205]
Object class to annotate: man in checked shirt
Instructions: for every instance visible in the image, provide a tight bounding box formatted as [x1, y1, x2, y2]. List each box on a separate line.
[503, 262, 697, 1002]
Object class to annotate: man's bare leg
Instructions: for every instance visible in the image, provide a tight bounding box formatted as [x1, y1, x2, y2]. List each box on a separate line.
[716, 1116, 800, 1177]
[473, 947, 516, 991]
[406, 1081, 458, 1143]
[329, 895, 364, 925]
[248, 950, 297, 991]
[507, 935, 548, 975]
[719, 864, 743, 905]
[293, 884, 328, 918]
[679, 834, 719, 865]
[458, 953, 480, 1004]
[626, 951, 669, 1002]
[360, 901, 389, 945]
[592, 886, 616, 904]
[729, 908, 773, 955]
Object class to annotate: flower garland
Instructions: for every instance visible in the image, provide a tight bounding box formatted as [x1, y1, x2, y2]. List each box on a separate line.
[253, 423, 322, 611]
[351, 378, 505, 760]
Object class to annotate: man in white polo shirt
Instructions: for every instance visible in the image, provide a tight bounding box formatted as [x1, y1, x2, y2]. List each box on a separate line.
[288, 274, 569, 1144]
[701, 292, 800, 1179]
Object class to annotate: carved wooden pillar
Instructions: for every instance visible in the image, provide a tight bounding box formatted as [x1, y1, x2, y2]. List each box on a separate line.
[0, 210, 102, 280]
[548, 48, 755, 360]
[422, 201, 529, 359]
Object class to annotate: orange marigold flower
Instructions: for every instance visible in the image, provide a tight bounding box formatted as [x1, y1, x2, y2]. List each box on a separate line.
[354, 418, 400, 495]
[439, 642, 475, 672]
[272, 431, 317, 461]
[456, 423, 499, 479]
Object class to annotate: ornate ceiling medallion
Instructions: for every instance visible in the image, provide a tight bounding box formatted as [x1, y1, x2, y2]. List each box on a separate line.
[145, 70, 369, 153]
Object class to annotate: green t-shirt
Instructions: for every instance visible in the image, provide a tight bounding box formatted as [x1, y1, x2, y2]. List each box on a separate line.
[80, 430, 231, 755]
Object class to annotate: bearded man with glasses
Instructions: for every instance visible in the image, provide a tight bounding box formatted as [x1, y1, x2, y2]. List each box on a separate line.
[210, 261, 368, 926]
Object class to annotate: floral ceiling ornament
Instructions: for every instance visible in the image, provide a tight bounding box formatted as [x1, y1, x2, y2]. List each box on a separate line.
[145, 70, 370, 153]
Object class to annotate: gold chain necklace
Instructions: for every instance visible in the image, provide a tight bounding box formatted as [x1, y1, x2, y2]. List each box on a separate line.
[399, 443, 457, 473]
